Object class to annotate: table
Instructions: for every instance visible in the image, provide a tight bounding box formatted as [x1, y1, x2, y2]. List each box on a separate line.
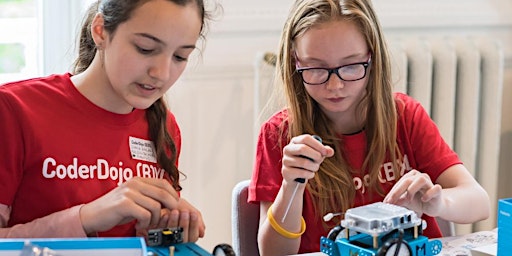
[437, 230, 497, 256]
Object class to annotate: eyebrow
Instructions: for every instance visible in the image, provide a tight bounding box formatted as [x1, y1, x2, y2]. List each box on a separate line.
[134, 32, 197, 49]
[299, 52, 366, 62]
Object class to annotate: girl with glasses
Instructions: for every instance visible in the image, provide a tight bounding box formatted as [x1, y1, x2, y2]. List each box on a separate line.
[248, 0, 490, 254]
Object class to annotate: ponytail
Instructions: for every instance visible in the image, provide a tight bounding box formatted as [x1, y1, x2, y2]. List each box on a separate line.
[146, 98, 182, 191]
[72, 1, 99, 74]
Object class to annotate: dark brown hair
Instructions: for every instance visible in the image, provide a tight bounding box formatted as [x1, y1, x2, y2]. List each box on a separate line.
[73, 0, 210, 191]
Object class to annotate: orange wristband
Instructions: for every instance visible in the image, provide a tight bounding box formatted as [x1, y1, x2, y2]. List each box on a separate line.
[267, 204, 306, 239]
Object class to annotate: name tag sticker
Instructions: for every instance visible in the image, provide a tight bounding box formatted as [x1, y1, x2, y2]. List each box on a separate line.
[129, 136, 157, 163]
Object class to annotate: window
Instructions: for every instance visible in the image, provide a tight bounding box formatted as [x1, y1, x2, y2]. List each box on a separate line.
[0, 0, 38, 84]
[0, 0, 90, 84]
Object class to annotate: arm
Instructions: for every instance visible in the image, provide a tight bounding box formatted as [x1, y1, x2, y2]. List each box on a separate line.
[258, 183, 305, 256]
[257, 135, 334, 255]
[386, 95, 490, 223]
[435, 164, 490, 222]
[1, 177, 181, 238]
[0, 204, 87, 238]
[384, 164, 490, 223]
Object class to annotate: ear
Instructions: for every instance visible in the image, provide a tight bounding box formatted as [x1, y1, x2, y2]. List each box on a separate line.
[91, 13, 107, 49]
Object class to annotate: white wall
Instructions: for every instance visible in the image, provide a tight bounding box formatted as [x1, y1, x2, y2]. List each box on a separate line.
[168, 0, 512, 250]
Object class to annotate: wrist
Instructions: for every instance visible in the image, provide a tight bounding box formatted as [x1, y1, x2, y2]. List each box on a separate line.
[78, 204, 95, 235]
[267, 204, 306, 239]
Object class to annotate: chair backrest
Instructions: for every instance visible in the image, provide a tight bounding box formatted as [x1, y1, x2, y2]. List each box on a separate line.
[231, 180, 260, 256]
[436, 216, 455, 237]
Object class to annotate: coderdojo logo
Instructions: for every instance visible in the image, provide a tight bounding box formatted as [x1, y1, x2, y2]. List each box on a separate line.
[41, 157, 166, 186]
[353, 154, 412, 194]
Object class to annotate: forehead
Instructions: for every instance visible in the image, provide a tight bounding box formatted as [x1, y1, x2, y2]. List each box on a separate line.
[294, 20, 368, 59]
[119, 0, 202, 46]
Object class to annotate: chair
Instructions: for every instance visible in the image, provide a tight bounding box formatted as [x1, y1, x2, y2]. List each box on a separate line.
[436, 217, 456, 237]
[231, 180, 260, 256]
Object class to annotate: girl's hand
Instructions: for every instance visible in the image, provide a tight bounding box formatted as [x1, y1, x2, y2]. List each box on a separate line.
[135, 200, 205, 243]
[79, 177, 179, 235]
[383, 169, 443, 217]
[165, 198, 205, 243]
[281, 134, 334, 183]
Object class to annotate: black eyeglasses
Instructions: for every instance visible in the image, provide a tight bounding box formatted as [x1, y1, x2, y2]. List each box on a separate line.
[296, 57, 371, 85]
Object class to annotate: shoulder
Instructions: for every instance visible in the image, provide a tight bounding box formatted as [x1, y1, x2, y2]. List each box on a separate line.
[0, 73, 71, 108]
[394, 92, 428, 119]
[165, 109, 181, 137]
[262, 108, 289, 127]
[394, 92, 422, 109]
[166, 109, 178, 125]
[259, 108, 289, 135]
[256, 108, 289, 145]
[0, 73, 71, 98]
[1, 73, 70, 90]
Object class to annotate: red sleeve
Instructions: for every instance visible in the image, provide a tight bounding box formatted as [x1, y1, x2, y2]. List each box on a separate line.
[0, 86, 25, 206]
[395, 93, 462, 183]
[248, 110, 288, 204]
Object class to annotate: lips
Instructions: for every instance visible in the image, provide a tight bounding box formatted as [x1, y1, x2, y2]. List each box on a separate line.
[138, 83, 156, 90]
[328, 97, 344, 103]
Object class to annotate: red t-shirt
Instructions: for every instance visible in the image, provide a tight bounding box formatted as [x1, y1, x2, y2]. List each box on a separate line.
[0, 73, 181, 237]
[248, 92, 461, 253]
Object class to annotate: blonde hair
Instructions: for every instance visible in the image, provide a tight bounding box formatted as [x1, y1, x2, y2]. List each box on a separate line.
[276, 0, 401, 225]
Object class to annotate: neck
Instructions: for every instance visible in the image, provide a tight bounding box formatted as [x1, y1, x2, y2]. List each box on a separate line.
[71, 65, 133, 115]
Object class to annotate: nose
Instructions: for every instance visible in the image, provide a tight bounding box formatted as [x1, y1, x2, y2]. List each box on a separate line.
[324, 72, 345, 90]
[148, 55, 172, 82]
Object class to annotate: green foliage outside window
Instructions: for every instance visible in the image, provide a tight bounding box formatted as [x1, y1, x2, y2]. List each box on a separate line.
[0, 43, 25, 73]
[0, 0, 35, 18]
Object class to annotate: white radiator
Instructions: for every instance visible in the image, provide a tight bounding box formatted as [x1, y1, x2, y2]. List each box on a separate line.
[253, 36, 504, 235]
[388, 37, 504, 235]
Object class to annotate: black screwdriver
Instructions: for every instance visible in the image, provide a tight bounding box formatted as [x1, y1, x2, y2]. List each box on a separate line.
[281, 135, 322, 223]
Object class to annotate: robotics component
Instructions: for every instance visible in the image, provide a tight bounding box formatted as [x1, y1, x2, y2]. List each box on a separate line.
[320, 202, 442, 256]
[146, 227, 235, 256]
[147, 227, 184, 247]
[147, 242, 235, 256]
[212, 243, 236, 256]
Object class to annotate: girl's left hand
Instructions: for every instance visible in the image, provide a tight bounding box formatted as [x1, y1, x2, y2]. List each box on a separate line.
[136, 199, 205, 243]
[383, 169, 444, 217]
[166, 198, 206, 243]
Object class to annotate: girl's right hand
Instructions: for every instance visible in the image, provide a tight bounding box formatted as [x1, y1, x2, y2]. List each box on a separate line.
[79, 177, 179, 235]
[281, 134, 334, 183]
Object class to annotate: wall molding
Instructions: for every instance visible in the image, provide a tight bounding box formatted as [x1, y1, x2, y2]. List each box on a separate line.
[211, 0, 512, 34]
[200, 0, 512, 79]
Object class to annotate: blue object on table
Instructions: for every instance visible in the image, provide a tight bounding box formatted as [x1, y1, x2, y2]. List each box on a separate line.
[0, 237, 147, 255]
[320, 202, 442, 256]
[498, 198, 512, 256]
[321, 232, 442, 256]
[148, 243, 212, 256]
[0, 238, 223, 256]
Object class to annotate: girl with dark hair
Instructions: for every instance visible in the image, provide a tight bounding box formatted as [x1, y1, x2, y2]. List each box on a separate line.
[0, 0, 209, 242]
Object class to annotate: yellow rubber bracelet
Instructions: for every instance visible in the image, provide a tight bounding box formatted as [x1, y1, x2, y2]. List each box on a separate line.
[267, 204, 306, 239]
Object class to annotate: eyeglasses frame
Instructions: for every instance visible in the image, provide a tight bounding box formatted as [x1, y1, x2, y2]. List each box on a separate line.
[296, 56, 372, 85]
